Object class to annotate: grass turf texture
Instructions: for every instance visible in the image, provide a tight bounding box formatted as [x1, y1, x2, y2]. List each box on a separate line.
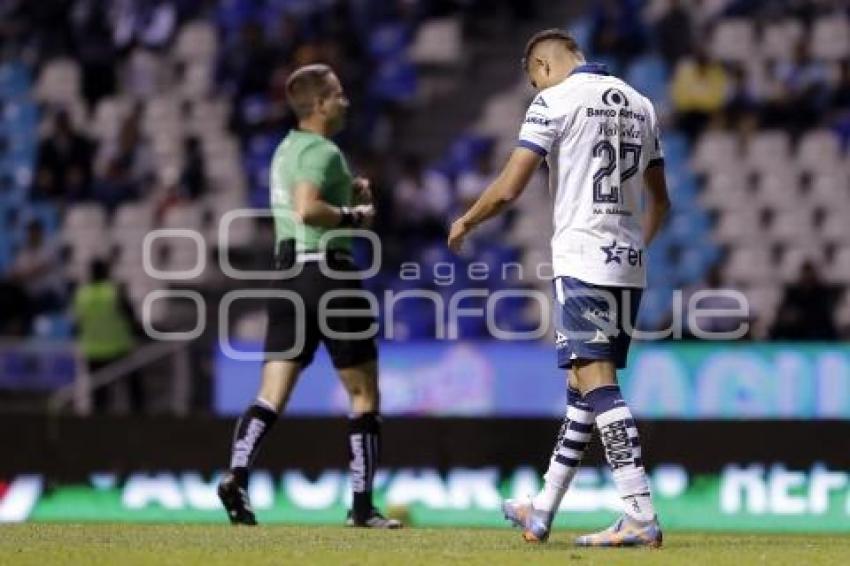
[2, 525, 849, 565]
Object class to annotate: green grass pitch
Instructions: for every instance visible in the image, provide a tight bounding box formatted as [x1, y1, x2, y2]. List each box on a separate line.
[2, 524, 849, 565]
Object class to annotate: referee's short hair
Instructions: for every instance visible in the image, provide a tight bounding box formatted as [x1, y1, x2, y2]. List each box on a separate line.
[285, 63, 335, 119]
[522, 28, 582, 71]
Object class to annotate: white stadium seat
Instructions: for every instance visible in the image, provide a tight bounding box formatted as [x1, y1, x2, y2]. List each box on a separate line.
[760, 19, 804, 61]
[810, 15, 850, 61]
[724, 246, 776, 286]
[692, 130, 739, 173]
[714, 209, 762, 243]
[35, 58, 81, 104]
[710, 19, 756, 63]
[797, 129, 843, 173]
[174, 21, 217, 63]
[746, 130, 791, 174]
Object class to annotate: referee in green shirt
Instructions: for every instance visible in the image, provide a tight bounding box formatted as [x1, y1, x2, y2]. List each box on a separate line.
[218, 64, 400, 529]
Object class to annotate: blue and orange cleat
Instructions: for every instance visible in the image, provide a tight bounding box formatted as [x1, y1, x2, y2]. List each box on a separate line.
[501, 498, 553, 543]
[574, 514, 662, 548]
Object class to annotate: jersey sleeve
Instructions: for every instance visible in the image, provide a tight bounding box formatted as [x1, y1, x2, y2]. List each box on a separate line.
[292, 141, 336, 190]
[517, 94, 558, 157]
[646, 102, 664, 169]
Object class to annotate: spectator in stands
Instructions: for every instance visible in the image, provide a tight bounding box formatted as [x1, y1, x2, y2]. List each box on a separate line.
[724, 64, 760, 130]
[33, 110, 94, 203]
[764, 40, 829, 132]
[655, 0, 693, 68]
[5, 219, 66, 321]
[590, 0, 648, 70]
[770, 261, 838, 340]
[393, 154, 452, 240]
[73, 258, 145, 413]
[218, 21, 279, 101]
[111, 0, 178, 52]
[671, 47, 729, 139]
[831, 59, 850, 112]
[93, 109, 153, 211]
[179, 136, 206, 200]
[70, 0, 118, 108]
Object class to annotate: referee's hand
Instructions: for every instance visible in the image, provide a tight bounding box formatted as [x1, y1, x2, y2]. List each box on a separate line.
[352, 177, 373, 204]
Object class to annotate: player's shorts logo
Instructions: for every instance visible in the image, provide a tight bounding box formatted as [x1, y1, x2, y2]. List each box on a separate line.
[601, 88, 629, 107]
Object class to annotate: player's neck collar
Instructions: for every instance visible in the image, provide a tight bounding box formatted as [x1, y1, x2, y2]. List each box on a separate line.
[570, 63, 611, 76]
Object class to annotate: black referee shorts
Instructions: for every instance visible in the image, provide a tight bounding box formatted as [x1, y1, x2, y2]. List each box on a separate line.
[263, 244, 378, 369]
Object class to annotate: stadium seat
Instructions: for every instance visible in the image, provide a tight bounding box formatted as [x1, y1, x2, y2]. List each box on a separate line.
[724, 246, 776, 286]
[827, 247, 850, 284]
[755, 170, 801, 211]
[778, 245, 827, 282]
[714, 209, 762, 244]
[174, 21, 217, 64]
[698, 170, 750, 210]
[691, 131, 739, 173]
[625, 55, 669, 104]
[796, 129, 842, 173]
[810, 15, 850, 61]
[409, 18, 462, 67]
[710, 19, 756, 63]
[0, 61, 30, 99]
[34, 58, 81, 104]
[746, 130, 791, 174]
[820, 209, 850, 244]
[760, 19, 804, 61]
[806, 171, 849, 209]
[767, 209, 816, 245]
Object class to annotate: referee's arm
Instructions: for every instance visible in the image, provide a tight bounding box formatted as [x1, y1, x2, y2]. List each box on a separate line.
[294, 181, 374, 228]
[448, 147, 541, 251]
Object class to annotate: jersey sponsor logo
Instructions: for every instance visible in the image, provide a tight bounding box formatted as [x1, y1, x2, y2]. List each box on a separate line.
[597, 123, 641, 140]
[523, 114, 551, 126]
[531, 95, 548, 108]
[601, 87, 629, 107]
[586, 107, 647, 121]
[600, 240, 643, 267]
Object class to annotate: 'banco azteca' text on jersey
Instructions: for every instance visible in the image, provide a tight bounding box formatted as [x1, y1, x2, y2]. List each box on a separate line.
[518, 63, 664, 288]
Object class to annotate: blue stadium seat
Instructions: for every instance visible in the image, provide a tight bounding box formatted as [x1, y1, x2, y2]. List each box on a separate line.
[0, 62, 30, 99]
[625, 55, 669, 103]
[368, 22, 412, 60]
[370, 58, 417, 103]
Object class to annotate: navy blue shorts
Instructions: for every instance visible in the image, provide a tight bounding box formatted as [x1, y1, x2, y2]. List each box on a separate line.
[553, 276, 642, 370]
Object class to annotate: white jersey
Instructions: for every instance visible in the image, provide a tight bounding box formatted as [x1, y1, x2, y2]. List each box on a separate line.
[518, 63, 664, 288]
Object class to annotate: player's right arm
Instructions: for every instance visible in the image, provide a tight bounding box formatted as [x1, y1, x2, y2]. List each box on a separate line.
[448, 93, 557, 252]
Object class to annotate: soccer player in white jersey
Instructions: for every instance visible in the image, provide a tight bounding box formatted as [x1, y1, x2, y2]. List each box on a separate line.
[448, 29, 671, 547]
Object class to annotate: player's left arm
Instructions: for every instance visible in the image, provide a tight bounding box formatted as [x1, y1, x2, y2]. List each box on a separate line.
[448, 147, 541, 252]
[642, 99, 671, 246]
[643, 163, 671, 246]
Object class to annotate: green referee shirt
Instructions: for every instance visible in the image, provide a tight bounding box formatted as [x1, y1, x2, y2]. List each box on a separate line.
[270, 129, 353, 252]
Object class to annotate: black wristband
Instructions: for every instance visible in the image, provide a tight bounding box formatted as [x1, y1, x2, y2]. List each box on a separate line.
[339, 206, 362, 228]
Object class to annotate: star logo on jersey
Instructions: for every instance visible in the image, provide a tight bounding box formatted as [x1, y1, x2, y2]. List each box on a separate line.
[600, 240, 643, 266]
[531, 95, 548, 108]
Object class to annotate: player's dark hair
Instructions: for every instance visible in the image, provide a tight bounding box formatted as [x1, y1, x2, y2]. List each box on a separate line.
[285, 63, 335, 120]
[522, 28, 582, 71]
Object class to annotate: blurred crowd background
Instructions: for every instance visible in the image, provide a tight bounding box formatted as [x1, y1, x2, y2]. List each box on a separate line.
[0, 0, 849, 411]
